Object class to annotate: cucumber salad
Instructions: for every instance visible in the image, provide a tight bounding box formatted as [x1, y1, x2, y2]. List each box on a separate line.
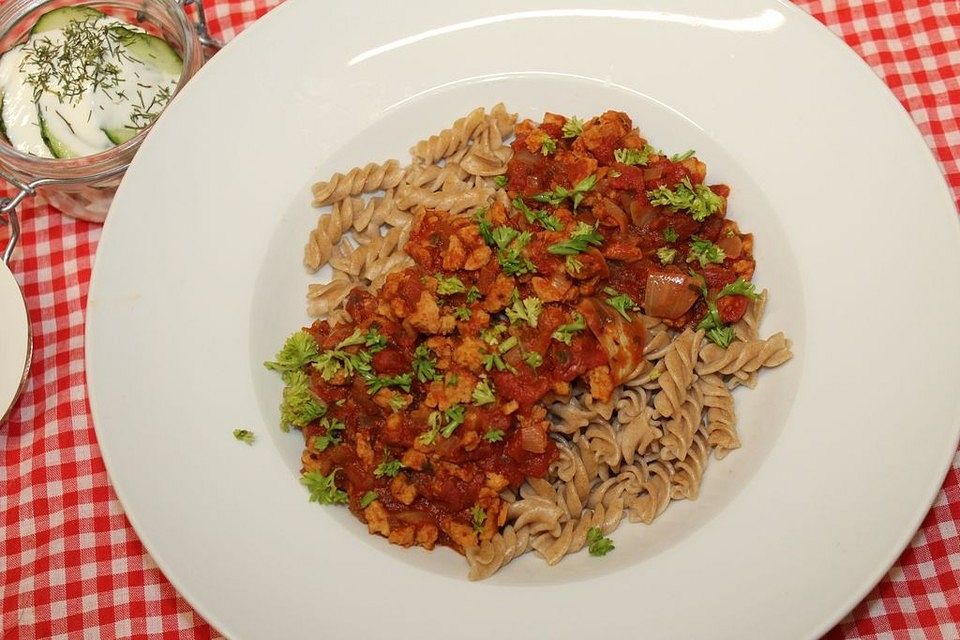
[0, 6, 182, 159]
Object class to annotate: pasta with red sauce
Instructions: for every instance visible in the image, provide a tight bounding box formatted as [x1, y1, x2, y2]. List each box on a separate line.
[268, 107, 792, 577]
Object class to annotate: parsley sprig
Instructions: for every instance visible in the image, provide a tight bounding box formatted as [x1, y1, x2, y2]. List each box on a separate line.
[548, 222, 604, 255]
[374, 455, 405, 478]
[435, 273, 466, 295]
[552, 313, 586, 345]
[512, 197, 563, 231]
[686, 237, 725, 267]
[232, 428, 255, 445]
[264, 331, 319, 379]
[280, 371, 326, 431]
[614, 145, 655, 166]
[311, 417, 346, 452]
[586, 526, 614, 556]
[647, 177, 725, 222]
[505, 295, 543, 327]
[472, 378, 496, 405]
[533, 174, 597, 210]
[301, 469, 348, 505]
[483, 429, 505, 443]
[562, 116, 584, 139]
[471, 505, 487, 532]
[412, 344, 441, 383]
[603, 287, 639, 320]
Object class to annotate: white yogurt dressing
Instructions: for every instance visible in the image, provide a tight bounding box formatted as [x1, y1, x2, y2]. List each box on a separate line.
[0, 15, 180, 158]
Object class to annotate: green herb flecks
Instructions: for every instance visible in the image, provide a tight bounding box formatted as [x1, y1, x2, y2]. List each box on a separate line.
[533, 174, 597, 210]
[301, 469, 348, 505]
[232, 428, 255, 445]
[552, 313, 586, 345]
[646, 177, 725, 222]
[548, 222, 604, 255]
[586, 526, 614, 556]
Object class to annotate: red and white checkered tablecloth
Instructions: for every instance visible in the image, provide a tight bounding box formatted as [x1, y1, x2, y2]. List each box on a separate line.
[1, 1, 958, 637]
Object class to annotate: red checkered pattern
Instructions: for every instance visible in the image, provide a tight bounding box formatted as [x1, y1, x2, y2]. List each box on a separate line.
[1, 1, 957, 637]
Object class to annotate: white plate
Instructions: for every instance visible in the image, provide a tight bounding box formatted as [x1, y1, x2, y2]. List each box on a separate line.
[0, 259, 30, 423]
[85, 1, 960, 638]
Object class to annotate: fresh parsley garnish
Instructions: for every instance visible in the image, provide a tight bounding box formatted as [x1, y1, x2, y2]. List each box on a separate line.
[475, 208, 495, 245]
[412, 344, 441, 383]
[656, 247, 677, 264]
[512, 197, 563, 231]
[646, 177, 725, 222]
[586, 526, 614, 556]
[614, 145, 654, 166]
[279, 371, 326, 431]
[686, 237, 725, 267]
[670, 149, 695, 162]
[313, 348, 373, 381]
[706, 325, 736, 348]
[419, 411, 443, 446]
[472, 378, 496, 406]
[365, 372, 413, 395]
[539, 135, 557, 156]
[453, 306, 471, 321]
[301, 469, 348, 505]
[552, 313, 586, 345]
[494, 228, 537, 276]
[465, 286, 481, 304]
[264, 331, 319, 378]
[505, 295, 543, 327]
[311, 417, 346, 451]
[493, 175, 508, 188]
[435, 273, 466, 295]
[388, 394, 406, 412]
[232, 428, 255, 445]
[603, 287, 639, 320]
[335, 327, 387, 352]
[441, 404, 466, 438]
[523, 351, 543, 369]
[663, 227, 679, 243]
[360, 490, 378, 508]
[483, 429, 505, 443]
[691, 271, 732, 348]
[533, 174, 597, 210]
[565, 255, 583, 274]
[562, 116, 584, 139]
[471, 505, 487, 532]
[717, 277, 759, 300]
[481, 324, 507, 345]
[374, 455, 405, 478]
[548, 222, 604, 255]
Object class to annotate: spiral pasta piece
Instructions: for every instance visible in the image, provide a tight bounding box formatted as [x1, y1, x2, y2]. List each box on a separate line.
[652, 329, 703, 418]
[410, 106, 487, 165]
[395, 182, 493, 214]
[627, 460, 674, 524]
[697, 332, 793, 377]
[670, 429, 711, 500]
[660, 383, 705, 462]
[312, 160, 405, 207]
[306, 276, 354, 318]
[466, 525, 532, 580]
[698, 373, 740, 458]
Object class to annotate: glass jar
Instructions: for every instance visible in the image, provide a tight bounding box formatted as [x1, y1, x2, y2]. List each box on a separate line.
[0, 0, 205, 222]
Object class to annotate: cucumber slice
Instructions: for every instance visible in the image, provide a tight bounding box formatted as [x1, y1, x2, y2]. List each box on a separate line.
[38, 110, 78, 159]
[113, 27, 183, 76]
[102, 124, 139, 146]
[30, 6, 106, 34]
